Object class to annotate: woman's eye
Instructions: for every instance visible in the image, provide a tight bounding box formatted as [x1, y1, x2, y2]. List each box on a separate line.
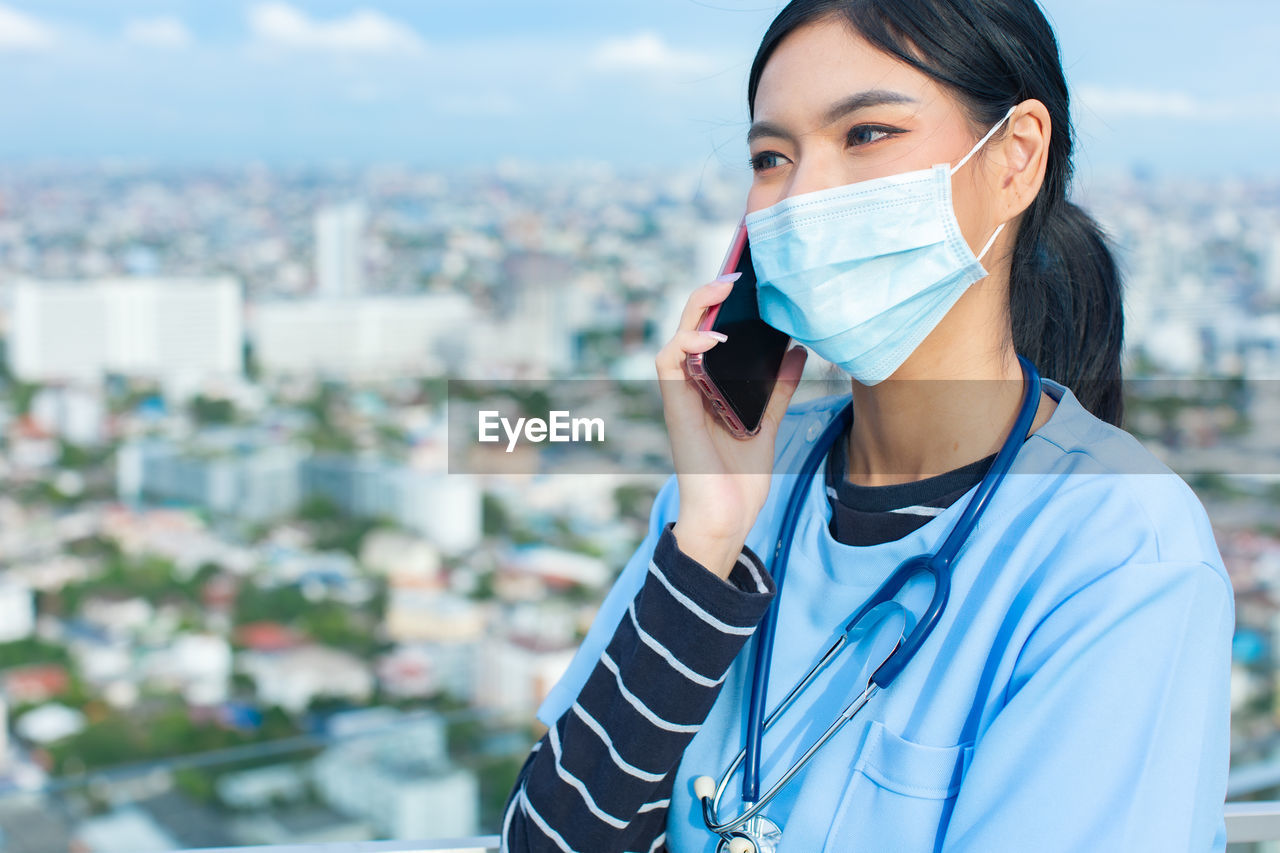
[847, 125, 897, 147]
[749, 151, 788, 173]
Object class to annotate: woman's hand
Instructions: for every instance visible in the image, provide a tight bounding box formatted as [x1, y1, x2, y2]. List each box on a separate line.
[655, 275, 808, 579]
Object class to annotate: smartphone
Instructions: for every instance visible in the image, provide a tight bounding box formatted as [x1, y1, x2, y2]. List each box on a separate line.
[685, 219, 791, 438]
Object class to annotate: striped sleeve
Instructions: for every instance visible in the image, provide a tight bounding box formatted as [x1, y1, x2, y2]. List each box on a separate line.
[501, 522, 776, 853]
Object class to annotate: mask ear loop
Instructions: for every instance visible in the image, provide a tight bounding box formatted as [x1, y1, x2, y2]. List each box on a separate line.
[950, 105, 1018, 177]
[975, 222, 1005, 263]
[951, 105, 1017, 264]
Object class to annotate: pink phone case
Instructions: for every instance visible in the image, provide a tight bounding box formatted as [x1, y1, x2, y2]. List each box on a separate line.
[684, 218, 756, 439]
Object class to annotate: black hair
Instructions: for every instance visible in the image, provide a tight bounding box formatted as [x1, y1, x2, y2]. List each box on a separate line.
[748, 0, 1124, 426]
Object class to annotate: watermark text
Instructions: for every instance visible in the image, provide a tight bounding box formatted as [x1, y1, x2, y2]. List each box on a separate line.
[478, 410, 606, 452]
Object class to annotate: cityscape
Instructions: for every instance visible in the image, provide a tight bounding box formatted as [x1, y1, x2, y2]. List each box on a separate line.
[0, 158, 1277, 851]
[0, 0, 1276, 846]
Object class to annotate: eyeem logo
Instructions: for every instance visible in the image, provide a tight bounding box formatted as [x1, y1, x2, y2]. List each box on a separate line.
[478, 410, 606, 453]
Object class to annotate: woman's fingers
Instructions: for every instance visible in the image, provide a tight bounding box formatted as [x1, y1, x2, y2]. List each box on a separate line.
[677, 278, 735, 333]
[655, 277, 735, 381]
[655, 329, 728, 381]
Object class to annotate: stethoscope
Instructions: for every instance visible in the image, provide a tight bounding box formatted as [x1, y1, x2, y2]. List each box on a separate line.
[693, 354, 1042, 853]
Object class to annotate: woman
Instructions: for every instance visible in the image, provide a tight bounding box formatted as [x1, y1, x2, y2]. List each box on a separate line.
[502, 1, 1233, 850]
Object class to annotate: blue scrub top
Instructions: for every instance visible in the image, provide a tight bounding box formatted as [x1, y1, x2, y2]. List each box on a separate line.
[538, 379, 1235, 852]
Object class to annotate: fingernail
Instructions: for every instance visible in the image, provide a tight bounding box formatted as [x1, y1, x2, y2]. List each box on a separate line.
[703, 331, 728, 343]
[714, 272, 742, 283]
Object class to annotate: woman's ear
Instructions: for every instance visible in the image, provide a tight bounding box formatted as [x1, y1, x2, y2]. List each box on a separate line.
[994, 99, 1051, 220]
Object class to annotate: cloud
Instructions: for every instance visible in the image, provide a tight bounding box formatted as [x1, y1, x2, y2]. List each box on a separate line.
[123, 16, 192, 49]
[247, 2, 425, 55]
[588, 32, 712, 75]
[1077, 85, 1280, 121]
[436, 92, 524, 118]
[0, 3, 57, 51]
[1076, 85, 1200, 119]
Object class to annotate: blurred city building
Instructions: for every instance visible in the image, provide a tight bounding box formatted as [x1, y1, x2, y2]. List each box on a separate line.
[10, 277, 242, 395]
[0, 159, 1277, 851]
[314, 202, 367, 300]
[250, 293, 472, 378]
[311, 710, 479, 840]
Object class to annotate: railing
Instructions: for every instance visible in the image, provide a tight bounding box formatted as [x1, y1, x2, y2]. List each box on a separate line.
[175, 802, 1280, 851]
[187, 839, 502, 852]
[1227, 801, 1280, 843]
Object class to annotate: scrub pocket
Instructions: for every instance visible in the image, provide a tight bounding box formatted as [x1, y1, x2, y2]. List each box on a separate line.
[823, 719, 974, 852]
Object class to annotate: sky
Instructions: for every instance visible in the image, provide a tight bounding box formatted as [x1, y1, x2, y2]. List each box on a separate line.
[0, 1, 1277, 177]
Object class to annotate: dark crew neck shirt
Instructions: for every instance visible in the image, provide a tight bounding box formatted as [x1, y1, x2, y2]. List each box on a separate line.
[825, 423, 998, 547]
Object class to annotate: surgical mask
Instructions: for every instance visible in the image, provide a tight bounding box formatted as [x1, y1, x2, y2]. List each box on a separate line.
[746, 106, 1016, 385]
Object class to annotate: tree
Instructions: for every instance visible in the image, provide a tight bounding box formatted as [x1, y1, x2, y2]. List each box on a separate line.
[0, 638, 70, 669]
[190, 394, 236, 425]
[10, 380, 40, 416]
[233, 583, 309, 628]
[482, 493, 510, 536]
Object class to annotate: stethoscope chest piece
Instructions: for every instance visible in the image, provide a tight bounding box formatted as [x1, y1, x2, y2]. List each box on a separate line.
[716, 815, 782, 853]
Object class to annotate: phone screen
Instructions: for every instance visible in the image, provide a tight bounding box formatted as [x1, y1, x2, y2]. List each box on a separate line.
[703, 239, 791, 434]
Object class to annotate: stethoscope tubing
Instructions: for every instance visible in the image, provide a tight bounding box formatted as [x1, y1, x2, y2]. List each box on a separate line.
[740, 403, 853, 804]
[733, 355, 1042, 811]
[703, 637, 885, 835]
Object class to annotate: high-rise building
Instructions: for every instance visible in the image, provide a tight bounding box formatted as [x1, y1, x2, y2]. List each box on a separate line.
[117, 435, 304, 523]
[0, 580, 35, 644]
[10, 278, 242, 390]
[315, 202, 366, 299]
[250, 293, 473, 378]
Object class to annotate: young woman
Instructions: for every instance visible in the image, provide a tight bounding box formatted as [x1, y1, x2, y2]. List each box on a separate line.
[502, 1, 1233, 850]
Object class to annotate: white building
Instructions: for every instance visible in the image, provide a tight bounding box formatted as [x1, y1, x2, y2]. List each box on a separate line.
[14, 703, 87, 745]
[240, 645, 374, 714]
[0, 697, 8, 768]
[29, 385, 107, 446]
[385, 588, 486, 645]
[215, 764, 310, 811]
[311, 713, 478, 840]
[473, 636, 576, 715]
[378, 642, 475, 700]
[1265, 236, 1280, 299]
[117, 437, 304, 522]
[302, 457, 481, 554]
[72, 807, 179, 853]
[250, 293, 473, 378]
[500, 546, 609, 589]
[80, 595, 153, 641]
[375, 645, 438, 698]
[395, 472, 482, 554]
[0, 579, 35, 643]
[10, 277, 242, 392]
[359, 530, 441, 583]
[315, 202, 366, 299]
[143, 633, 232, 706]
[69, 639, 133, 693]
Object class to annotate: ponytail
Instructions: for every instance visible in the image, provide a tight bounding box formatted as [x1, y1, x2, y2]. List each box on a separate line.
[1010, 199, 1125, 425]
[748, 0, 1126, 426]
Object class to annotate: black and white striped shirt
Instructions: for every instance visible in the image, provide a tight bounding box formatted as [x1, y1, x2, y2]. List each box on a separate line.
[501, 432, 1012, 852]
[500, 521, 776, 853]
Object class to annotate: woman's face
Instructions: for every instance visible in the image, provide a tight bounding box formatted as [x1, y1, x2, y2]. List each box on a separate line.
[747, 18, 1002, 257]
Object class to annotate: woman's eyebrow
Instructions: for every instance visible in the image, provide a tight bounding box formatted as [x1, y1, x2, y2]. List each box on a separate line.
[748, 90, 917, 144]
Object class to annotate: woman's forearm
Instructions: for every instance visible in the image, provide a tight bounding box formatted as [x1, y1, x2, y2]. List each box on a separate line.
[501, 523, 776, 853]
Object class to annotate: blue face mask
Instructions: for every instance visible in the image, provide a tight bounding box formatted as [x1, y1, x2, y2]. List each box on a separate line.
[746, 106, 1016, 385]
